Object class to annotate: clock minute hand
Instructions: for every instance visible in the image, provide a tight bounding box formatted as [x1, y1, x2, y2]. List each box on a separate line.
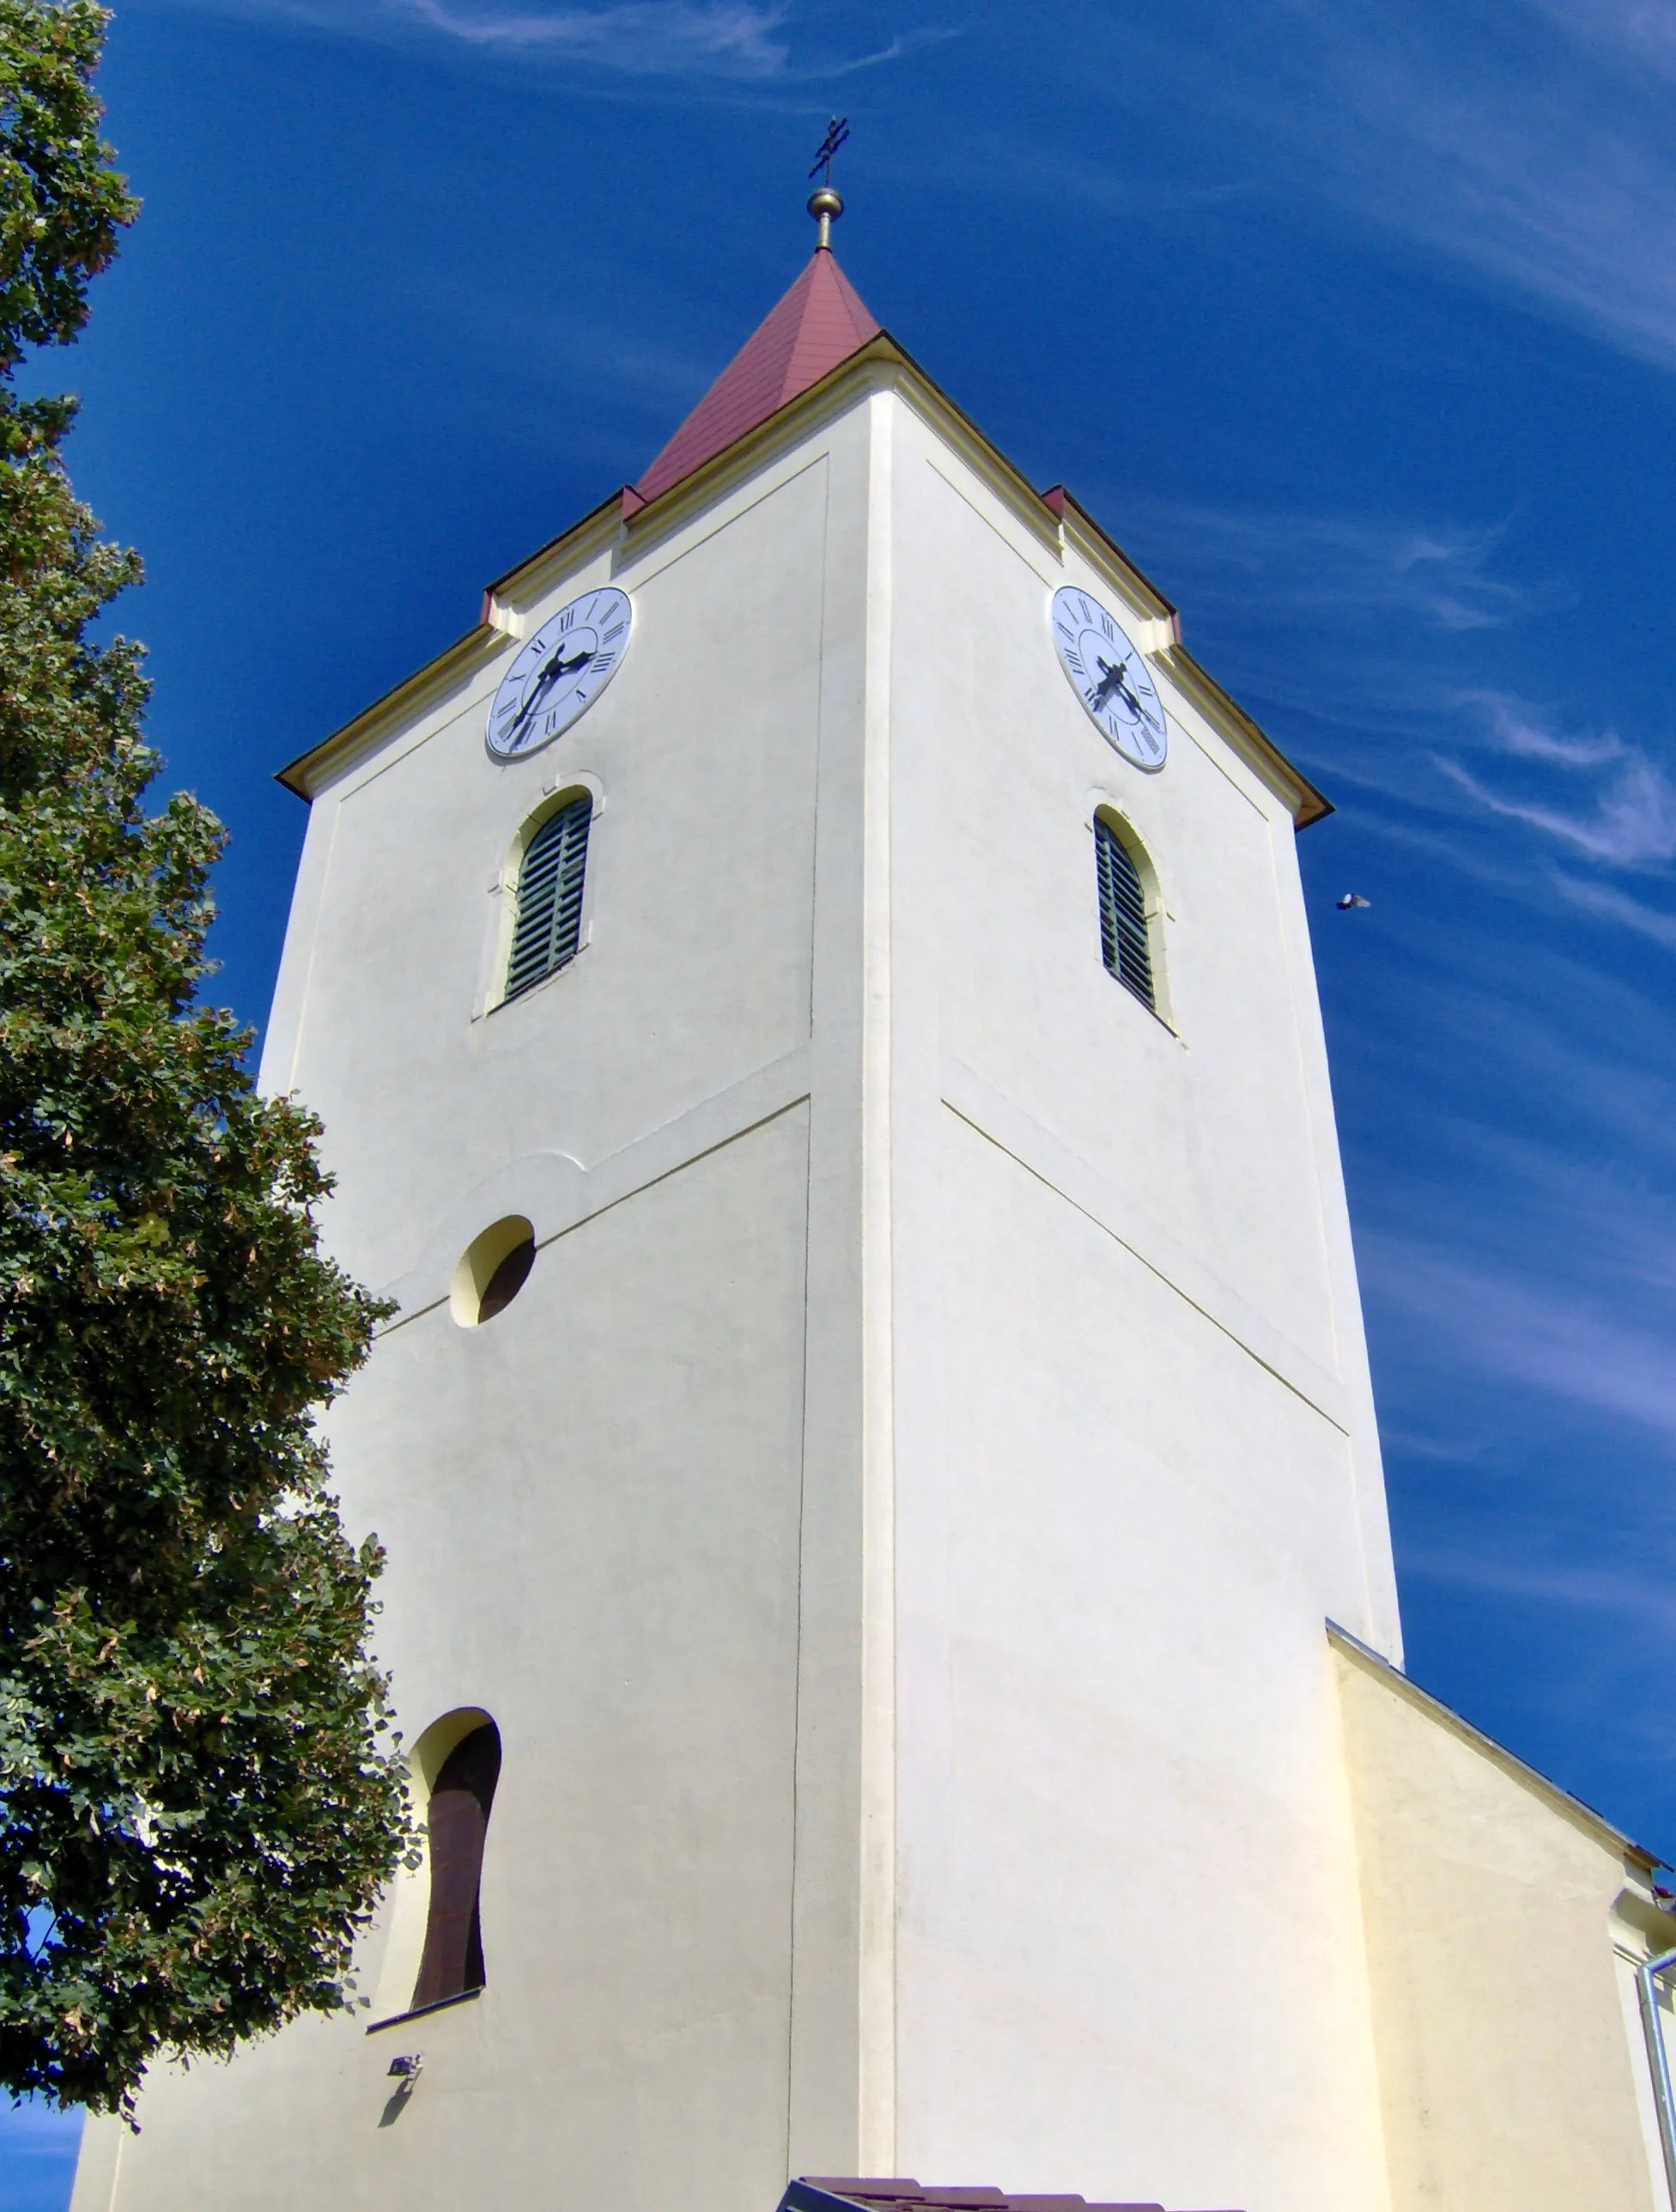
[1090, 657, 1129, 714]
[507, 646, 591, 738]
[507, 660, 562, 739]
[1096, 654, 1149, 718]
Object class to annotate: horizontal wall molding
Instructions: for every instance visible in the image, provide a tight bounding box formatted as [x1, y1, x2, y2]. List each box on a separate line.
[941, 1057, 1352, 1434]
[373, 1040, 1351, 1440]
[376, 1043, 817, 1330]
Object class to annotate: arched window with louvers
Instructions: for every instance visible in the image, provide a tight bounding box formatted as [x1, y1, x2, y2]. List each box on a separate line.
[503, 792, 592, 1001]
[1093, 811, 1160, 1017]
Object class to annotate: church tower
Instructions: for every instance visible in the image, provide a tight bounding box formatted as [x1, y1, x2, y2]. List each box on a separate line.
[74, 189, 1416, 2212]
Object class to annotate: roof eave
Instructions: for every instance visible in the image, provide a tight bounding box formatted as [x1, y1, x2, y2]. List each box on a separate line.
[1155, 641, 1331, 830]
[1327, 1620, 1663, 1869]
[1041, 487, 1330, 832]
[275, 489, 624, 803]
[277, 342, 1331, 835]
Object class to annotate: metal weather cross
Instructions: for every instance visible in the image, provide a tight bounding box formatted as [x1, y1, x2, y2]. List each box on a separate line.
[809, 115, 850, 185]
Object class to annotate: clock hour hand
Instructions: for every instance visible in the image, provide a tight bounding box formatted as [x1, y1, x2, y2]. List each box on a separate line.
[507, 646, 592, 738]
[506, 662, 561, 739]
[1089, 655, 1137, 716]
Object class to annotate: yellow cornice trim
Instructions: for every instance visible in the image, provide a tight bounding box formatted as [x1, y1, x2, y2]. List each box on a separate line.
[278, 342, 1330, 832]
[482, 489, 623, 614]
[275, 490, 622, 801]
[276, 626, 495, 800]
[1158, 643, 1332, 830]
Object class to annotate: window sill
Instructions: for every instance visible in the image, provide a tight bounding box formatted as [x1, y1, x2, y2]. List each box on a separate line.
[365, 1986, 483, 2035]
[485, 935, 590, 1018]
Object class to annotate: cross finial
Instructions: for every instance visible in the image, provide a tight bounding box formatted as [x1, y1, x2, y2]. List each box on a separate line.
[809, 115, 849, 186]
[806, 115, 850, 249]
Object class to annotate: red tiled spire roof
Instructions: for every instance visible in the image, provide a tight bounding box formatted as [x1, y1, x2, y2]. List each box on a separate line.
[632, 247, 880, 507]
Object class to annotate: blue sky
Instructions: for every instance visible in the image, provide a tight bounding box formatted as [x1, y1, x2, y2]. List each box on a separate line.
[10, 0, 1676, 2194]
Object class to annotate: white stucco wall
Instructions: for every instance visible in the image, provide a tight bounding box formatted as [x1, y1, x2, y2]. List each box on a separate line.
[876, 393, 1393, 2211]
[78, 357, 1400, 2212]
[265, 452, 835, 1289]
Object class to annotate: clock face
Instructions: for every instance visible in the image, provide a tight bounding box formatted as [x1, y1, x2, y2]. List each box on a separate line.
[1050, 586, 1168, 770]
[486, 586, 632, 761]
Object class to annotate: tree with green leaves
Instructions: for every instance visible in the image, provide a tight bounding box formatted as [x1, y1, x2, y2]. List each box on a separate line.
[0, 0, 410, 2121]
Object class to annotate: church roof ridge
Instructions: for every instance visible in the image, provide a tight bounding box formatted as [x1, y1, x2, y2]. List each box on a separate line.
[627, 247, 880, 510]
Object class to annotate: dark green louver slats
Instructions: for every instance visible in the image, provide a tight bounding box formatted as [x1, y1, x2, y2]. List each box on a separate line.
[1094, 817, 1155, 1012]
[505, 796, 592, 1000]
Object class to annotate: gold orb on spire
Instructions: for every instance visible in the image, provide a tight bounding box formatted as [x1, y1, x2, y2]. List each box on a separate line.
[807, 184, 844, 249]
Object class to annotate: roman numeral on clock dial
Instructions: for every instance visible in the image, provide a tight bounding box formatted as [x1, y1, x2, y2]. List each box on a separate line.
[1049, 584, 1169, 775]
[485, 586, 635, 762]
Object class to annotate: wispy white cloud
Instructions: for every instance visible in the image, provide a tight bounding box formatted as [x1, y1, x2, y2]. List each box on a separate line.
[1387, 961, 1676, 1212]
[1102, 0, 1676, 373]
[1516, 0, 1676, 82]
[808, 27, 945, 76]
[1553, 871, 1676, 946]
[1106, 498, 1574, 829]
[1405, 692, 1676, 870]
[1383, 95, 1676, 373]
[183, 0, 945, 78]
[1466, 690, 1625, 768]
[1106, 501, 1676, 927]
[1406, 1544, 1676, 1630]
[461, 289, 719, 406]
[1369, 1237, 1676, 1443]
[1438, 741, 1676, 866]
[1311, 8, 1676, 373]
[925, 134, 1257, 220]
[1125, 500, 1543, 638]
[403, 0, 790, 68]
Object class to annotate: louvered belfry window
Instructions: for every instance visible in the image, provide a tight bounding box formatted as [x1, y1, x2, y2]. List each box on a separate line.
[1095, 816, 1156, 1012]
[505, 795, 592, 1000]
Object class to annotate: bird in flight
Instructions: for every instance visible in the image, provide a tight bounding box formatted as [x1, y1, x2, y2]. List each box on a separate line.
[1337, 892, 1370, 910]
